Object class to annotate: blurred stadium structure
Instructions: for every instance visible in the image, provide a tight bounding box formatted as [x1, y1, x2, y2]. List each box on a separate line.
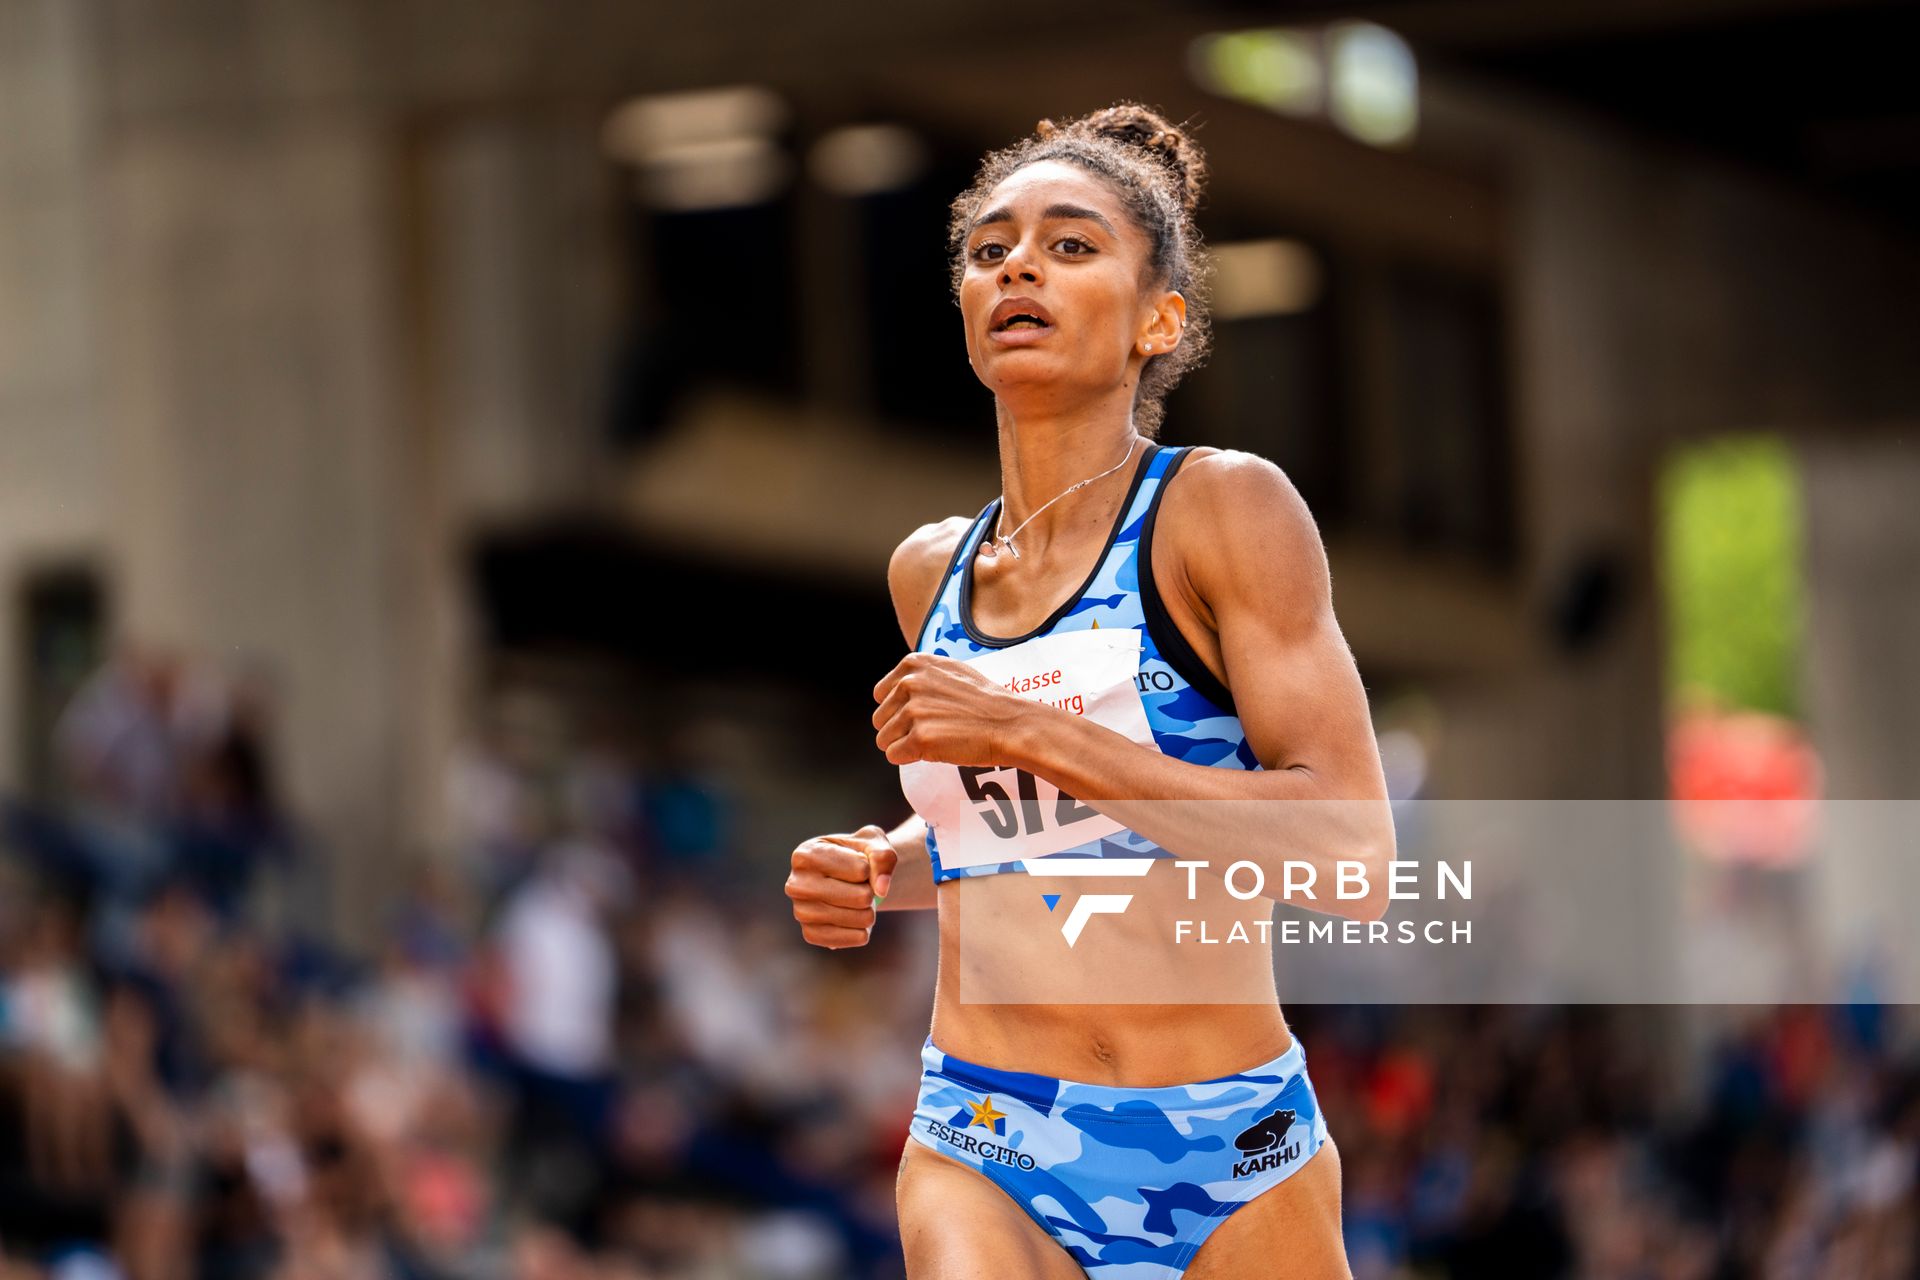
[1, 0, 1918, 1276]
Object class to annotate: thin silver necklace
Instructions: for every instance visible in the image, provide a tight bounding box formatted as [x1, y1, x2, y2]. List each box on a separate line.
[981, 435, 1141, 561]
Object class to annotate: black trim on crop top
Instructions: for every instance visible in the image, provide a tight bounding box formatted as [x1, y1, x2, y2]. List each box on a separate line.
[1139, 446, 1240, 715]
[957, 442, 1162, 650]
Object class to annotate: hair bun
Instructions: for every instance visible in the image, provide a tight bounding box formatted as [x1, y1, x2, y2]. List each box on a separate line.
[1078, 103, 1206, 214]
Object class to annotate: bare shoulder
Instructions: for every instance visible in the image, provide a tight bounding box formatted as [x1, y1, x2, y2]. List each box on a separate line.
[1157, 447, 1329, 607]
[887, 516, 973, 647]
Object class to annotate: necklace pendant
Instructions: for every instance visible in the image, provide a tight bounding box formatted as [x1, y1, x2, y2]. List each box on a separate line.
[979, 536, 1020, 561]
[982, 436, 1134, 571]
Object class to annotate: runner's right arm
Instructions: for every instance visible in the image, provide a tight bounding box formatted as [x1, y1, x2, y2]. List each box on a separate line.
[867, 518, 971, 915]
[784, 518, 966, 946]
[873, 814, 933, 911]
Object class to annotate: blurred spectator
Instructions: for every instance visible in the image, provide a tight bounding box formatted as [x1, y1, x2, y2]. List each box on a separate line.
[54, 648, 184, 827]
[494, 842, 630, 1229]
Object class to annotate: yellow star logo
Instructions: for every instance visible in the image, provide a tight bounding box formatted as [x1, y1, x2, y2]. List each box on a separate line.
[967, 1095, 1007, 1130]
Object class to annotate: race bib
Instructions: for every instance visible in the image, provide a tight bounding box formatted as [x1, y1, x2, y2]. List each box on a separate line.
[899, 628, 1159, 871]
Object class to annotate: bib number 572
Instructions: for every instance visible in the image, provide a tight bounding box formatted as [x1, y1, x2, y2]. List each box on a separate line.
[958, 766, 1097, 840]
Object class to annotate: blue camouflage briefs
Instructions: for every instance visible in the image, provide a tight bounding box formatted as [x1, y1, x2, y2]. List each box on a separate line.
[909, 1033, 1331, 1277]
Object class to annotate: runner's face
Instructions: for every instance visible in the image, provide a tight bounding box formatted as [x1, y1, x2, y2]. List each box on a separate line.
[959, 161, 1158, 404]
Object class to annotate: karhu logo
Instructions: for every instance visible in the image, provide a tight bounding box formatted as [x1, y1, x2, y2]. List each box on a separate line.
[1024, 858, 1156, 947]
[1232, 1108, 1301, 1178]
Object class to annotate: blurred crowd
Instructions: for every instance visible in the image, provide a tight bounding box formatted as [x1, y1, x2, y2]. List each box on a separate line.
[1323, 1002, 1917, 1279]
[1, 649, 1916, 1279]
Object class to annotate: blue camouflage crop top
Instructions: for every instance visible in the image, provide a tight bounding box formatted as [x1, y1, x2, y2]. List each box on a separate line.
[912, 442, 1261, 881]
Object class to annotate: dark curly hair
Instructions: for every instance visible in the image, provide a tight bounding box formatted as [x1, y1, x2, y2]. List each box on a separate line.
[947, 102, 1212, 437]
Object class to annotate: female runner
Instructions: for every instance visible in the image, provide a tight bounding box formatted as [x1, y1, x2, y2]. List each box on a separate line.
[785, 104, 1394, 1279]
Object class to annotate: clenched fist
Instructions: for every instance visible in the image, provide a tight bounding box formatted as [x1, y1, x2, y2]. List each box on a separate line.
[785, 824, 900, 949]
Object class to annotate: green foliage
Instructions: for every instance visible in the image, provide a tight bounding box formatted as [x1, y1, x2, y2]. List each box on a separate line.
[1659, 436, 1804, 718]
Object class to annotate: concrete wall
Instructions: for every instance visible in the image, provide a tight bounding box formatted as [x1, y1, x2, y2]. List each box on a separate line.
[0, 0, 108, 786]
[97, 114, 424, 939]
[1800, 438, 1920, 801]
[1800, 437, 1920, 1003]
[0, 1, 647, 933]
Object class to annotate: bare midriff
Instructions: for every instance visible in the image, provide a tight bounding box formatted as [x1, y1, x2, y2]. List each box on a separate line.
[926, 859, 1294, 1086]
